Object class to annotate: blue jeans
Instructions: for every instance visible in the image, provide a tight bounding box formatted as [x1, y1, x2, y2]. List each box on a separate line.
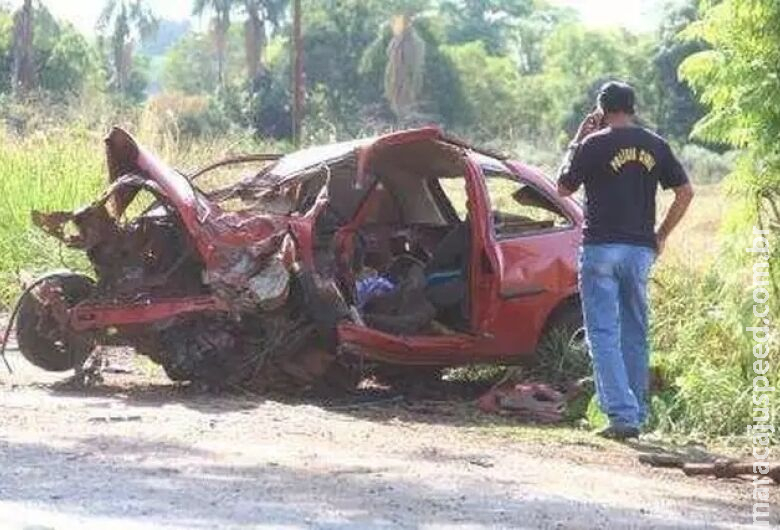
[579, 243, 655, 429]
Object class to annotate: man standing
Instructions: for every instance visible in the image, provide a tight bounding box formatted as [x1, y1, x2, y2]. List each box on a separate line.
[557, 81, 694, 440]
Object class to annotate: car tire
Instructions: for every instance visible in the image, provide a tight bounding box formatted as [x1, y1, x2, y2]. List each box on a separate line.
[535, 301, 589, 382]
[16, 273, 96, 372]
[544, 302, 585, 350]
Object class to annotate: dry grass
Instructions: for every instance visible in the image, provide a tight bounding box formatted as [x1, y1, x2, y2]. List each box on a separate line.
[658, 183, 726, 268]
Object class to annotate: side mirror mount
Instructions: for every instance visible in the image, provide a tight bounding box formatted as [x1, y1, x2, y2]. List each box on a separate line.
[511, 185, 559, 215]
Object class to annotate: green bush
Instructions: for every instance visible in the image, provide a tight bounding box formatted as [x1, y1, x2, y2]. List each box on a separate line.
[142, 92, 233, 140]
[442, 41, 547, 140]
[648, 264, 779, 440]
[678, 144, 736, 184]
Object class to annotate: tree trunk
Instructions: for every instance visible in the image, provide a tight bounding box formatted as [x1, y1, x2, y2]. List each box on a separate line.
[292, 0, 303, 145]
[118, 40, 134, 94]
[214, 14, 230, 88]
[244, 7, 266, 82]
[110, 3, 131, 95]
[12, 0, 35, 97]
[385, 13, 426, 121]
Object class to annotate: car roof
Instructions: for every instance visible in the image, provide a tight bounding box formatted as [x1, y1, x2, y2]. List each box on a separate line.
[266, 128, 557, 189]
[269, 137, 375, 178]
[269, 128, 506, 179]
[468, 151, 509, 173]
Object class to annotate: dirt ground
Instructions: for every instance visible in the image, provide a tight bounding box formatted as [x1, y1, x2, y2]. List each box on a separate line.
[0, 348, 775, 530]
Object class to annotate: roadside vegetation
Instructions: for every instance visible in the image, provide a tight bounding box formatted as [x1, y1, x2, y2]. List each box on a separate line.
[0, 0, 776, 444]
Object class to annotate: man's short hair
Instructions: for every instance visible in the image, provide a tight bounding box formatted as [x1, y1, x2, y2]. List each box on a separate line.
[598, 81, 636, 115]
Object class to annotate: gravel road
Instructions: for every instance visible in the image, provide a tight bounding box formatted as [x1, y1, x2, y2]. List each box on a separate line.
[0, 349, 774, 529]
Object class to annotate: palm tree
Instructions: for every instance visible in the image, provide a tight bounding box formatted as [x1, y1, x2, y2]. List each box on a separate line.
[384, 8, 426, 121]
[97, 0, 158, 95]
[193, 0, 236, 88]
[11, 0, 35, 96]
[241, 0, 287, 82]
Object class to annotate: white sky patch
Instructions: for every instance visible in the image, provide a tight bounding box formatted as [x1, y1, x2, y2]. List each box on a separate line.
[549, 0, 665, 32]
[8, 0, 195, 35]
[7, 0, 665, 36]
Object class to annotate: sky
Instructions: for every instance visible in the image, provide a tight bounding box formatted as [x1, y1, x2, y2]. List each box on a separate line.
[551, 0, 664, 32]
[10, 0, 196, 34]
[8, 0, 664, 36]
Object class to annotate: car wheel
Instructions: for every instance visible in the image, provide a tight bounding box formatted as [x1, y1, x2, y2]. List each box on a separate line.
[536, 302, 589, 382]
[16, 273, 96, 372]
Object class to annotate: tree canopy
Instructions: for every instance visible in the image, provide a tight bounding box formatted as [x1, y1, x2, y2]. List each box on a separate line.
[0, 0, 732, 148]
[680, 0, 780, 293]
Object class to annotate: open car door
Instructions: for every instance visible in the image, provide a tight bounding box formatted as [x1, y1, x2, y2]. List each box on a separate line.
[465, 159, 582, 357]
[336, 129, 503, 365]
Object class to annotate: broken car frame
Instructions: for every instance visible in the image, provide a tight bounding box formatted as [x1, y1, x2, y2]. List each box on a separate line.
[7, 127, 584, 392]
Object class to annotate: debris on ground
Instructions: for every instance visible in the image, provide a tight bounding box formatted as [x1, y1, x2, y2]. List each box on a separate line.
[477, 381, 583, 423]
[639, 453, 780, 484]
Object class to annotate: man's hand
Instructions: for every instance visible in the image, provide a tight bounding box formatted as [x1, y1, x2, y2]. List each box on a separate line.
[574, 109, 605, 143]
[656, 233, 667, 256]
[558, 111, 602, 196]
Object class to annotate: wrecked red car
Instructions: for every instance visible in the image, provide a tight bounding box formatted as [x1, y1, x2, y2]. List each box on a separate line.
[12, 127, 583, 392]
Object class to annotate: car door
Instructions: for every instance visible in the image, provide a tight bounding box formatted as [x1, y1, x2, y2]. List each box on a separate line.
[336, 147, 499, 365]
[467, 161, 581, 357]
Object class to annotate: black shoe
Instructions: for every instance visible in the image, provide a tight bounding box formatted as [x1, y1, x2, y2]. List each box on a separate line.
[597, 424, 640, 441]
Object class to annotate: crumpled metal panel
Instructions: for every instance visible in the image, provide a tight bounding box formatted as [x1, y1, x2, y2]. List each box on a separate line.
[247, 257, 290, 311]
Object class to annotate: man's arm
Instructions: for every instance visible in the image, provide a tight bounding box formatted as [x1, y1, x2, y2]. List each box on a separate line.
[557, 110, 604, 197]
[656, 140, 694, 255]
[558, 181, 576, 197]
[656, 183, 694, 255]
[557, 147, 579, 197]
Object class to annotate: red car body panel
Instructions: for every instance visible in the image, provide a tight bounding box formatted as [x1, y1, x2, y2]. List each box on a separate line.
[70, 296, 227, 332]
[480, 160, 582, 356]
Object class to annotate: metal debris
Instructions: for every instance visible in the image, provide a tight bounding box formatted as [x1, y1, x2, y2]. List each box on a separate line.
[477, 383, 567, 423]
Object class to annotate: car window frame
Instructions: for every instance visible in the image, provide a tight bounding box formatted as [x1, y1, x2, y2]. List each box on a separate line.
[482, 168, 576, 241]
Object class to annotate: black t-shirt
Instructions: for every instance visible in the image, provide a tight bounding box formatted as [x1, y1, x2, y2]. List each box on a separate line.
[558, 126, 689, 249]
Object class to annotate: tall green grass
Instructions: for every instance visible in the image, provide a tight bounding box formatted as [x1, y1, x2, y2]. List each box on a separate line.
[0, 128, 104, 305]
[648, 264, 779, 442]
[0, 119, 286, 308]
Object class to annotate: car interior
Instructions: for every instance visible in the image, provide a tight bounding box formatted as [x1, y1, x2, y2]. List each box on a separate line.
[218, 138, 571, 337]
